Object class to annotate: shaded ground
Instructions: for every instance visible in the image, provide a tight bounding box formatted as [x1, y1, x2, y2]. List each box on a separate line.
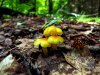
[0, 16, 100, 75]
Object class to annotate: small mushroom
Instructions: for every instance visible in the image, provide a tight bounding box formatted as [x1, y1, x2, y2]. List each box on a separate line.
[43, 26, 63, 37]
[48, 36, 64, 50]
[56, 27, 63, 35]
[34, 38, 51, 56]
[34, 38, 42, 48]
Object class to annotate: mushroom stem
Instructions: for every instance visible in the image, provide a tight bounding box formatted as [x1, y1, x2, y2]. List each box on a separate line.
[52, 44, 57, 50]
[42, 48, 48, 56]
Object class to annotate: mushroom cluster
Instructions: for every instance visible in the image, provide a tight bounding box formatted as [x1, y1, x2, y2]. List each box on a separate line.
[34, 25, 64, 56]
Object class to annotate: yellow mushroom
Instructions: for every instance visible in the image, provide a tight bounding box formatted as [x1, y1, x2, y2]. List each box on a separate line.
[48, 36, 64, 50]
[43, 26, 63, 37]
[34, 38, 42, 48]
[56, 27, 63, 35]
[34, 38, 51, 56]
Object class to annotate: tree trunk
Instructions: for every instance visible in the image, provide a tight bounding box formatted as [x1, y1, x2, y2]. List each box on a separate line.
[77, 0, 81, 13]
[31, 0, 36, 12]
[91, 0, 94, 15]
[98, 0, 100, 16]
[48, 0, 52, 14]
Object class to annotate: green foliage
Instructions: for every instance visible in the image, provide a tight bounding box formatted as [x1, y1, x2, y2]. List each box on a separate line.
[1, 0, 69, 16]
[67, 15, 100, 23]
[77, 16, 100, 23]
[1, 0, 31, 14]
[0, 0, 100, 24]
[42, 19, 62, 29]
[53, 0, 68, 18]
[36, 0, 48, 14]
[17, 4, 32, 14]
[53, 0, 60, 13]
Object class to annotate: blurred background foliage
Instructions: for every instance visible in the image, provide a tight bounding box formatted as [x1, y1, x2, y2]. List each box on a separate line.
[0, 0, 100, 23]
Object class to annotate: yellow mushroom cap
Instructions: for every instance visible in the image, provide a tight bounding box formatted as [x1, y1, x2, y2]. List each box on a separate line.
[34, 38, 42, 48]
[34, 38, 51, 48]
[40, 38, 51, 48]
[48, 36, 64, 44]
[56, 27, 63, 35]
[43, 27, 50, 37]
[43, 26, 63, 37]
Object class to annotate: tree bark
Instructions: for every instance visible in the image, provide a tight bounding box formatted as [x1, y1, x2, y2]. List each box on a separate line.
[91, 0, 94, 15]
[48, 0, 53, 14]
[98, 0, 100, 16]
[77, 0, 81, 13]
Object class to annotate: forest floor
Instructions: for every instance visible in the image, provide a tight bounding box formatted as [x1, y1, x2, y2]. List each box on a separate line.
[0, 16, 100, 75]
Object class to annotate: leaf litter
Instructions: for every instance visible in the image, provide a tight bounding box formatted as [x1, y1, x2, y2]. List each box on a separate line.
[0, 16, 100, 75]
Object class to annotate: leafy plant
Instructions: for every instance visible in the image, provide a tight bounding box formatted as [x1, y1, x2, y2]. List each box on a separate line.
[17, 4, 32, 14]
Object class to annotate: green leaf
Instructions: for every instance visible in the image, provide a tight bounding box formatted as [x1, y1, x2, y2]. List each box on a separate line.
[17, 4, 32, 14]
[42, 19, 62, 29]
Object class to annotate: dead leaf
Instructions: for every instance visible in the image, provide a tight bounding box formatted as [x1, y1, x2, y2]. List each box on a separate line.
[0, 54, 14, 75]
